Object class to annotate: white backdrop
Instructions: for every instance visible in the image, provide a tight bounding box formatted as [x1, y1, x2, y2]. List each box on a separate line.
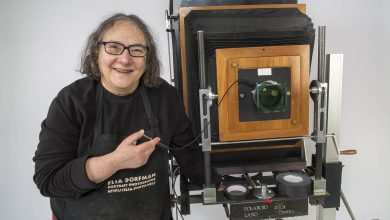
[0, 0, 389, 219]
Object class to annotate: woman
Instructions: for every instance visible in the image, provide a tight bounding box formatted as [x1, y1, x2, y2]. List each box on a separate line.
[33, 13, 204, 220]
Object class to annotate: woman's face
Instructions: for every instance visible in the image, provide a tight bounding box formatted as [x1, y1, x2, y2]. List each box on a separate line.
[98, 20, 147, 96]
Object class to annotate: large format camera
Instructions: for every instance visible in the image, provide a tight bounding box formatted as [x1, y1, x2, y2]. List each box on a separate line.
[166, 0, 350, 219]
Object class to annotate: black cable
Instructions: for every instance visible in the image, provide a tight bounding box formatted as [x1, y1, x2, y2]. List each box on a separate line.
[237, 78, 256, 88]
[166, 80, 240, 151]
[172, 167, 185, 220]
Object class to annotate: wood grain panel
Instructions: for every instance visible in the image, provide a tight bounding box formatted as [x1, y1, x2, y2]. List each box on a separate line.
[216, 45, 310, 141]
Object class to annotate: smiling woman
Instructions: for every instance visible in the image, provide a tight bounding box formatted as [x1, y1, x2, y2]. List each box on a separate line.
[32, 13, 204, 220]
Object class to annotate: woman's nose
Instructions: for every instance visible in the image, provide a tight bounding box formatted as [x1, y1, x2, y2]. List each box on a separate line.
[117, 50, 133, 64]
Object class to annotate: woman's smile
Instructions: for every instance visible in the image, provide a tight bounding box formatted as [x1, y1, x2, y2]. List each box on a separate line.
[113, 68, 133, 73]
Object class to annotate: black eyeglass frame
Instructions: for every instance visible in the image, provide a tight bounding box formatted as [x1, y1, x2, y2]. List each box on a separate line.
[98, 41, 149, 57]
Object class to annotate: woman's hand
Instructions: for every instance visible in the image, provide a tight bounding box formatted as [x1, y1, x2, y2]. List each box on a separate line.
[112, 129, 159, 170]
[86, 130, 159, 183]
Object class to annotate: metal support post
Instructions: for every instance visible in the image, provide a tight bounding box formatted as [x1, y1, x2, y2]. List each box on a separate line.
[310, 80, 328, 196]
[311, 27, 328, 201]
[326, 54, 343, 162]
[197, 30, 216, 204]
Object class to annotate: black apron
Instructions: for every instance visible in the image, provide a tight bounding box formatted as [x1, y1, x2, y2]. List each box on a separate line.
[61, 83, 171, 220]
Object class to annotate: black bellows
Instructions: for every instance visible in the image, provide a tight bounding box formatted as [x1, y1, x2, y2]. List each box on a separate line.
[171, 7, 315, 141]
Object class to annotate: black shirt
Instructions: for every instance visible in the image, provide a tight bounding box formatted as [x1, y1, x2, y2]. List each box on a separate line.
[33, 77, 203, 220]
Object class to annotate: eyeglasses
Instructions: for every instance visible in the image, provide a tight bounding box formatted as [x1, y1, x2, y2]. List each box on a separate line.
[98, 41, 149, 57]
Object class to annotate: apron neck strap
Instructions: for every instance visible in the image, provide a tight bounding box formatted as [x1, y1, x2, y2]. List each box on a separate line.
[139, 84, 159, 131]
[93, 82, 103, 144]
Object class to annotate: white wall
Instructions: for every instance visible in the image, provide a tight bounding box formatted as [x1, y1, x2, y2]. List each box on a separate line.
[0, 0, 389, 219]
[305, 1, 390, 220]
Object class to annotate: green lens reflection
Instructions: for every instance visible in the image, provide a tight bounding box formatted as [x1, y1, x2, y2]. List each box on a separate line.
[254, 80, 287, 113]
